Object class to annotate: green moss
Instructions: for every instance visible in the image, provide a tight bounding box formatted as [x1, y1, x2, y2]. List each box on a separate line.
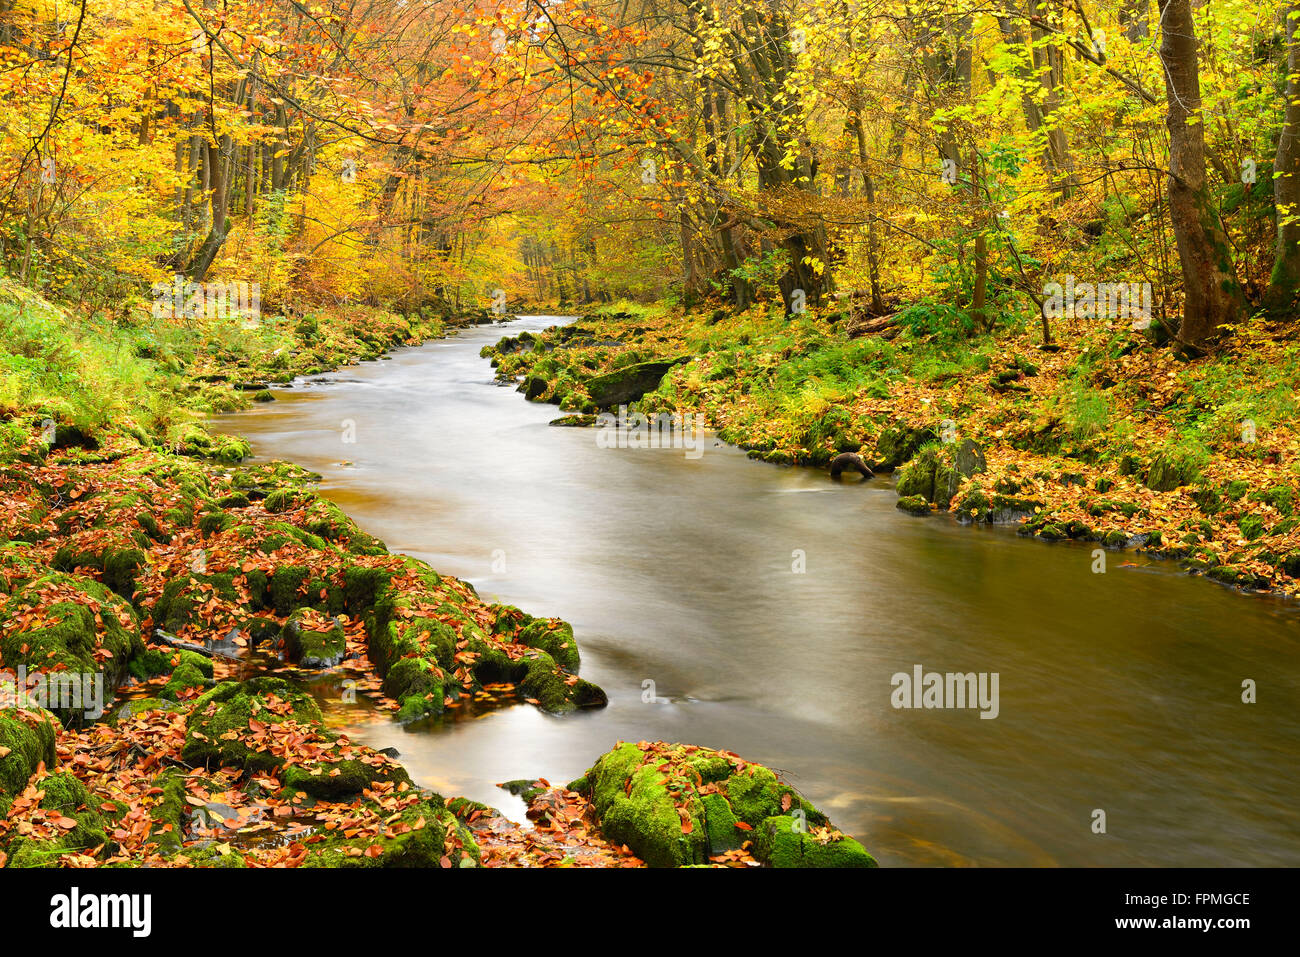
[302, 800, 475, 868]
[1239, 515, 1266, 541]
[145, 767, 189, 856]
[571, 742, 871, 868]
[896, 494, 931, 515]
[516, 618, 580, 672]
[301, 500, 387, 555]
[153, 572, 240, 633]
[0, 543, 51, 593]
[3, 772, 108, 866]
[280, 757, 410, 800]
[0, 707, 60, 815]
[282, 608, 346, 668]
[198, 510, 235, 536]
[0, 573, 143, 721]
[752, 814, 878, 868]
[383, 657, 444, 721]
[182, 676, 322, 772]
[264, 487, 314, 513]
[579, 744, 707, 867]
[161, 656, 210, 700]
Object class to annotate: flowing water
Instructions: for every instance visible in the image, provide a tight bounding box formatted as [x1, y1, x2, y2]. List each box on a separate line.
[211, 315, 1300, 867]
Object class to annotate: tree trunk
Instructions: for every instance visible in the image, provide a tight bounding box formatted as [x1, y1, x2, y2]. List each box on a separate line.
[1157, 0, 1246, 349]
[188, 137, 235, 281]
[1268, 2, 1300, 312]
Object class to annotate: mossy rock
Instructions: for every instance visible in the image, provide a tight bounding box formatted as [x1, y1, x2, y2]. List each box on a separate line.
[895, 444, 967, 508]
[175, 426, 250, 464]
[0, 707, 60, 816]
[108, 696, 186, 725]
[153, 571, 243, 633]
[263, 487, 316, 513]
[584, 357, 688, 408]
[1249, 485, 1294, 516]
[280, 755, 411, 800]
[50, 541, 147, 601]
[143, 766, 191, 856]
[1239, 515, 1267, 541]
[160, 650, 214, 700]
[198, 510, 235, 537]
[874, 423, 938, 469]
[300, 499, 387, 555]
[384, 656, 445, 723]
[573, 742, 709, 867]
[0, 543, 51, 594]
[229, 461, 322, 495]
[282, 608, 346, 668]
[571, 742, 866, 869]
[896, 494, 931, 515]
[127, 646, 172, 682]
[2, 771, 107, 866]
[499, 778, 548, 802]
[0, 573, 143, 723]
[182, 677, 323, 772]
[302, 800, 476, 868]
[515, 618, 580, 672]
[1144, 447, 1207, 492]
[753, 813, 877, 868]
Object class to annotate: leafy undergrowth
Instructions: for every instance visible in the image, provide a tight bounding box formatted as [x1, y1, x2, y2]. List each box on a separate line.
[485, 304, 1300, 599]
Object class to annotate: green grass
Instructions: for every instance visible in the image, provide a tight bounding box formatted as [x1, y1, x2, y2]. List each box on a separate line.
[0, 278, 194, 450]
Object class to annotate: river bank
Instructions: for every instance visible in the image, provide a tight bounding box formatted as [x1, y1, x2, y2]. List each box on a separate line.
[0, 284, 875, 868]
[481, 303, 1300, 602]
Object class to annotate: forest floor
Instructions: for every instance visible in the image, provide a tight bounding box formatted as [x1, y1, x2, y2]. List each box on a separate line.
[484, 300, 1300, 599]
[0, 282, 872, 869]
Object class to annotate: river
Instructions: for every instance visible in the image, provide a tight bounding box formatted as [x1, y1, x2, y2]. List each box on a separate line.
[210, 315, 1300, 867]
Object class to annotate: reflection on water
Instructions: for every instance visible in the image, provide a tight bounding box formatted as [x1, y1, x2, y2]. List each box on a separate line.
[211, 316, 1300, 866]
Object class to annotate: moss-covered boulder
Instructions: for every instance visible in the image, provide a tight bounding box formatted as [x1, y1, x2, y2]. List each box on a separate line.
[299, 499, 388, 555]
[584, 357, 687, 408]
[174, 426, 250, 464]
[280, 752, 411, 800]
[874, 422, 937, 469]
[896, 494, 932, 515]
[282, 607, 346, 668]
[569, 741, 875, 868]
[1144, 445, 1207, 492]
[302, 796, 478, 868]
[896, 440, 984, 509]
[0, 573, 143, 723]
[0, 707, 60, 816]
[160, 650, 213, 700]
[1, 771, 108, 866]
[515, 617, 580, 672]
[182, 676, 323, 772]
[0, 543, 50, 594]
